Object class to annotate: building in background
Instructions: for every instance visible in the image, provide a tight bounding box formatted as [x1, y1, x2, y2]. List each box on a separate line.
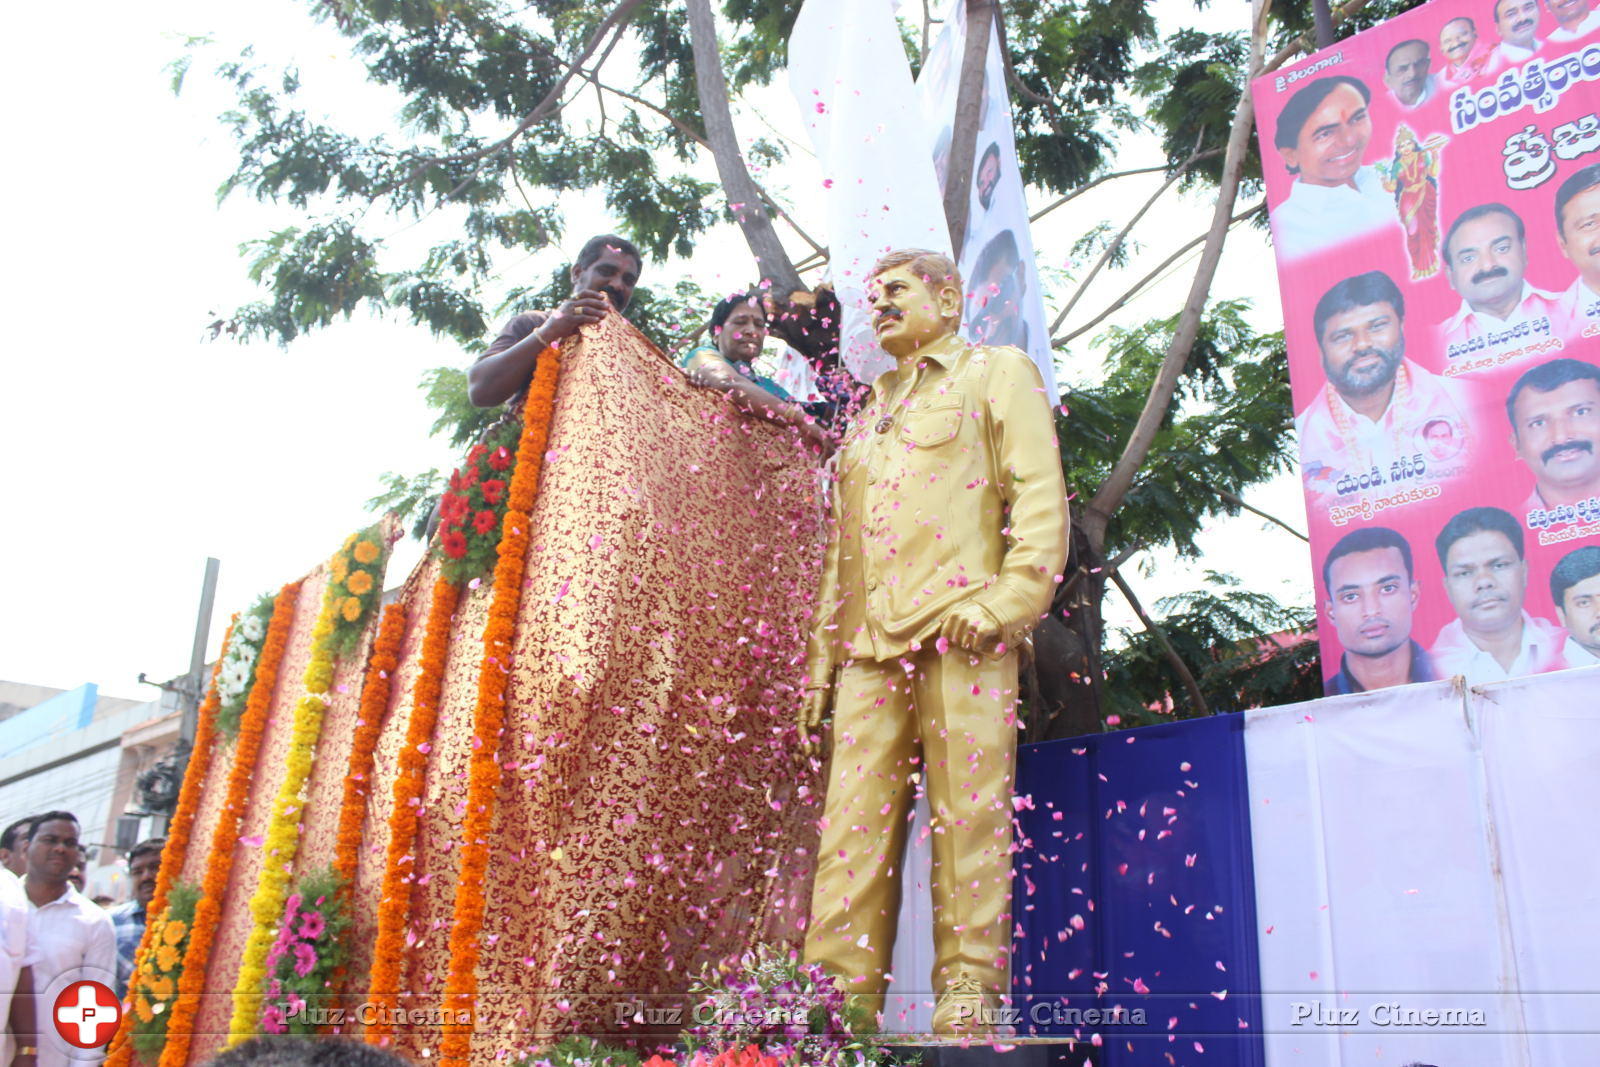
[0, 680, 182, 902]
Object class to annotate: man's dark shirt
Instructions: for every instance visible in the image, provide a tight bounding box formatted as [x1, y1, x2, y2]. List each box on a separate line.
[1325, 639, 1440, 694]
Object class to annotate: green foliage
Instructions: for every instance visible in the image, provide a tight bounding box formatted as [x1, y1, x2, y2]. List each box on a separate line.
[260, 866, 352, 1036]
[1059, 300, 1296, 561]
[131, 880, 202, 1059]
[1102, 572, 1321, 725]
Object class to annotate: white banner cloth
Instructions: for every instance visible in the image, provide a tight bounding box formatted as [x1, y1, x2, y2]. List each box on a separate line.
[788, 0, 953, 384]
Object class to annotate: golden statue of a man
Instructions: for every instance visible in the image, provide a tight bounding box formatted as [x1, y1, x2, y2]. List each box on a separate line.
[800, 248, 1070, 1032]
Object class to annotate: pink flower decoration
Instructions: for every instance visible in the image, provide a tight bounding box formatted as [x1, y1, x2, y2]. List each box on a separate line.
[297, 910, 326, 940]
[261, 1004, 287, 1034]
[293, 941, 319, 978]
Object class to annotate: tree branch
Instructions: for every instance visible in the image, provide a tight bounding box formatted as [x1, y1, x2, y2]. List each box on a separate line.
[943, 0, 997, 258]
[685, 0, 804, 295]
[1263, 0, 1369, 73]
[1080, 0, 1270, 552]
[1029, 160, 1211, 224]
[405, 0, 645, 180]
[1217, 488, 1309, 542]
[1051, 200, 1264, 349]
[1048, 139, 1209, 335]
[1111, 569, 1211, 716]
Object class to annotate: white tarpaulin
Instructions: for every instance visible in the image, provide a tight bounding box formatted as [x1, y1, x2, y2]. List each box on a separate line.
[787, 0, 952, 385]
[1245, 667, 1600, 1065]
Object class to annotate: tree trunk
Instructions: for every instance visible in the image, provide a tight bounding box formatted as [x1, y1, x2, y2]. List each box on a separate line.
[684, 0, 804, 297]
[942, 0, 997, 258]
[1025, 522, 1105, 742]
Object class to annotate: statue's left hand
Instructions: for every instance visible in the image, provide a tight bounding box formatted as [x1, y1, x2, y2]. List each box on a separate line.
[939, 602, 1003, 655]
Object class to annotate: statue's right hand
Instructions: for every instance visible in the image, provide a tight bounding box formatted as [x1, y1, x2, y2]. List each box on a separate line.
[799, 685, 832, 757]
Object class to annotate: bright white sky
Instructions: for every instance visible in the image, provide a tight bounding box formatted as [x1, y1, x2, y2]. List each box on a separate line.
[0, 0, 1310, 700]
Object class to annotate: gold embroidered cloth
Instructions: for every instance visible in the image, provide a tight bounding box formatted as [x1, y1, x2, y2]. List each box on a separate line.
[177, 313, 823, 1061]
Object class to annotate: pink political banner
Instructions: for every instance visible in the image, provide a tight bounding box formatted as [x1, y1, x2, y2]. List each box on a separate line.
[1251, 0, 1600, 694]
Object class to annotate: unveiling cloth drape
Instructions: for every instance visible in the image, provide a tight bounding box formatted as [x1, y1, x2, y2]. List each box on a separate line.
[179, 312, 826, 1060]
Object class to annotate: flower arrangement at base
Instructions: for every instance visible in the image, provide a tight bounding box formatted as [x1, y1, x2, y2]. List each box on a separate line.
[506, 947, 899, 1067]
[215, 594, 276, 738]
[258, 867, 350, 1036]
[129, 880, 200, 1061]
[326, 523, 393, 662]
[680, 944, 893, 1067]
[431, 420, 520, 584]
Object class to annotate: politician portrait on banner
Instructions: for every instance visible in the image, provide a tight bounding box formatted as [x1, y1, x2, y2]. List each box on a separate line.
[1254, 0, 1600, 695]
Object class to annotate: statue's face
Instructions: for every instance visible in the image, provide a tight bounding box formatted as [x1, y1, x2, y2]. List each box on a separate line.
[869, 265, 960, 357]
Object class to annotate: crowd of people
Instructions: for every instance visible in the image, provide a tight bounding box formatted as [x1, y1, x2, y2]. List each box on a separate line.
[0, 810, 163, 1066]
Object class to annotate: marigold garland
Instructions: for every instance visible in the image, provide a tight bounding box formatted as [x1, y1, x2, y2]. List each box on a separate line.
[439, 343, 562, 1065]
[328, 600, 408, 1000]
[364, 575, 460, 1044]
[227, 547, 359, 1043]
[158, 581, 301, 1067]
[106, 620, 234, 1067]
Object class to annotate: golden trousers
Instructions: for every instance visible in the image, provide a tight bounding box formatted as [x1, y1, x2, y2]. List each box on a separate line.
[804, 645, 1018, 997]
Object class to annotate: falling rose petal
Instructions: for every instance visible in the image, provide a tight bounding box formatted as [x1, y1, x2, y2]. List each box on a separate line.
[240, 835, 263, 848]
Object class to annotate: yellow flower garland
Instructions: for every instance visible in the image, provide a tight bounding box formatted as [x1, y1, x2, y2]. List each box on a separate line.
[223, 569, 341, 1045]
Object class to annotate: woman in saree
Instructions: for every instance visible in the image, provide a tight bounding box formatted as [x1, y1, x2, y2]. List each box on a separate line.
[1381, 126, 1448, 280]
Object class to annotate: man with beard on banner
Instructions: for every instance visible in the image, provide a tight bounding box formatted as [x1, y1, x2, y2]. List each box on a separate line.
[799, 249, 1068, 1035]
[1295, 270, 1473, 503]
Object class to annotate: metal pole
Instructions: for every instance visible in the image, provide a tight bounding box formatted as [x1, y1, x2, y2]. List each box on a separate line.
[179, 557, 220, 748]
[1313, 0, 1336, 51]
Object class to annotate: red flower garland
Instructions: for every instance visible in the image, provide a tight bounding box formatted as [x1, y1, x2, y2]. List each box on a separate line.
[105, 620, 234, 1067]
[364, 577, 460, 1044]
[328, 600, 408, 1003]
[439, 343, 561, 1064]
[159, 581, 301, 1067]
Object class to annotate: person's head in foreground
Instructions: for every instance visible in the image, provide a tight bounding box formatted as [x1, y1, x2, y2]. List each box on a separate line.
[708, 291, 768, 365]
[1551, 545, 1600, 657]
[1436, 506, 1528, 643]
[1505, 358, 1600, 506]
[25, 811, 81, 891]
[127, 837, 165, 909]
[569, 233, 642, 312]
[869, 249, 963, 358]
[0, 816, 31, 877]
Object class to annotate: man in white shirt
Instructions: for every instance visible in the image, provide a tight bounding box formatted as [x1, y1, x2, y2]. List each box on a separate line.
[1494, 0, 1545, 62]
[1296, 270, 1474, 504]
[1554, 164, 1600, 339]
[1431, 507, 1568, 684]
[1551, 546, 1600, 665]
[1437, 203, 1563, 356]
[0, 820, 30, 879]
[1547, 0, 1600, 42]
[23, 813, 115, 1067]
[1384, 39, 1439, 109]
[0, 866, 40, 1067]
[1269, 75, 1398, 259]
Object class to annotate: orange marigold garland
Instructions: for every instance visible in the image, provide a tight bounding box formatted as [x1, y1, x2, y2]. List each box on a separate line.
[106, 619, 234, 1067]
[439, 343, 562, 1065]
[329, 599, 408, 1003]
[158, 581, 301, 1067]
[364, 576, 460, 1044]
